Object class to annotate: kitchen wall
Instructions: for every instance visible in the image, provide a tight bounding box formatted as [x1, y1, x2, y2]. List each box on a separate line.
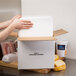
[0, 0, 21, 22]
[0, 0, 76, 59]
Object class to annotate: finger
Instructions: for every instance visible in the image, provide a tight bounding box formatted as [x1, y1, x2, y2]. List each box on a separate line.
[21, 22, 33, 25]
[21, 27, 32, 29]
[13, 15, 21, 19]
[23, 25, 33, 28]
[16, 15, 21, 19]
[11, 16, 18, 21]
[23, 23, 33, 25]
[13, 15, 20, 18]
[18, 27, 30, 30]
[16, 14, 21, 17]
[21, 20, 31, 23]
[12, 15, 21, 20]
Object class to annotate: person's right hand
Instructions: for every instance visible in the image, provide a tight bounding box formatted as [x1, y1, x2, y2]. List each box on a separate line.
[10, 15, 33, 30]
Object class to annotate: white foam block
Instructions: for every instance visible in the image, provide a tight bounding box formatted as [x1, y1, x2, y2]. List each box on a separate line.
[18, 16, 53, 37]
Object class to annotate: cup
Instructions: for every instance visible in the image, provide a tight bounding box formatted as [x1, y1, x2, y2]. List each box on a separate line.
[56, 40, 68, 60]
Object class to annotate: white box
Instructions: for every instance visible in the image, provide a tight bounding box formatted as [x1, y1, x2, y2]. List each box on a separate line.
[18, 29, 67, 69]
[18, 41, 55, 69]
[18, 16, 54, 69]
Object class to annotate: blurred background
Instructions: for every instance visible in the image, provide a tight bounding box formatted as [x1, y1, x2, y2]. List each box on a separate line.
[0, 0, 21, 22]
[0, 0, 76, 59]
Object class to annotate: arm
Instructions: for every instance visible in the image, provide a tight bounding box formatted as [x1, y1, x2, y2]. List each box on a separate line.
[0, 20, 11, 29]
[0, 15, 33, 42]
[0, 15, 20, 29]
[0, 25, 15, 41]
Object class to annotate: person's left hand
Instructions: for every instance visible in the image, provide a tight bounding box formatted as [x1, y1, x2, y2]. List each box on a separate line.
[8, 15, 21, 25]
[2, 15, 21, 28]
[9, 15, 33, 30]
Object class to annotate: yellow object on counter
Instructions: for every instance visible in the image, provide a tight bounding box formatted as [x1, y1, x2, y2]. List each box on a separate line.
[54, 60, 66, 71]
[55, 55, 60, 61]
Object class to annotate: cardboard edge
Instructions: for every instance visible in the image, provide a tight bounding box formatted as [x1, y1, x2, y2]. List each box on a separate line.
[9, 29, 68, 40]
[9, 32, 18, 37]
[17, 37, 56, 41]
[53, 29, 68, 37]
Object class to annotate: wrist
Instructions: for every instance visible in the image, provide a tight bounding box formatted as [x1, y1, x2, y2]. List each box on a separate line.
[9, 24, 16, 31]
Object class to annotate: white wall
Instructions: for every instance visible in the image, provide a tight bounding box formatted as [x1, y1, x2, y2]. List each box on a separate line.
[21, 0, 76, 59]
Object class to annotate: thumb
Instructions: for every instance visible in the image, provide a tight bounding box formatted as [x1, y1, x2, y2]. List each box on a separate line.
[16, 15, 21, 19]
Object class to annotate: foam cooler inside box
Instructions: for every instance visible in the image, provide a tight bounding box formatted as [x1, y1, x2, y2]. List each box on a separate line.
[18, 41, 55, 69]
[19, 16, 53, 37]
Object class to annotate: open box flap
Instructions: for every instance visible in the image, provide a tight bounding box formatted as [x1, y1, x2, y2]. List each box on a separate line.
[53, 29, 68, 37]
[9, 29, 68, 41]
[10, 32, 18, 37]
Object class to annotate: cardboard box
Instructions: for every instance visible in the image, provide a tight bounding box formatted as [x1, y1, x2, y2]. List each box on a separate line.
[18, 29, 68, 69]
[18, 16, 54, 69]
[17, 0, 68, 70]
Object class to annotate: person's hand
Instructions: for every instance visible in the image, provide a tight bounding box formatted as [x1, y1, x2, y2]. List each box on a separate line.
[10, 15, 21, 23]
[0, 15, 21, 29]
[6, 15, 21, 26]
[10, 15, 33, 30]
